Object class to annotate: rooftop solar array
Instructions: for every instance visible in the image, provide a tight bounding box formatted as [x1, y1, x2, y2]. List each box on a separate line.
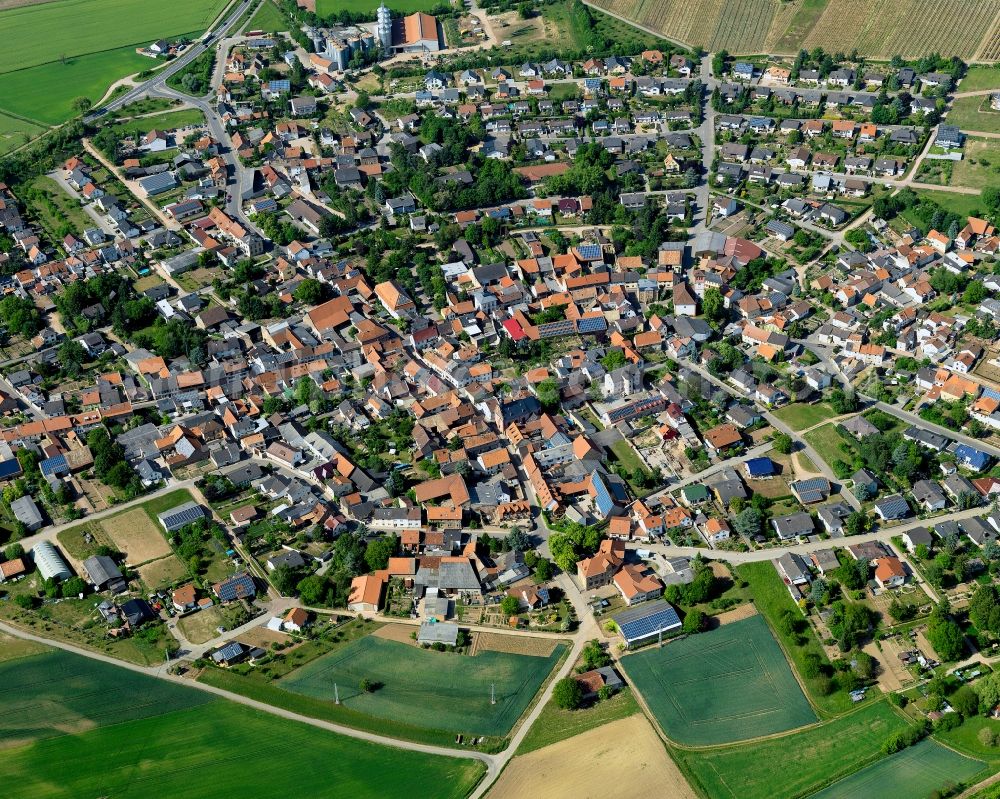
[615, 600, 682, 643]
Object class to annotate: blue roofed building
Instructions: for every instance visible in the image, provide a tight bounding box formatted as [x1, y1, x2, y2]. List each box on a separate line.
[590, 471, 628, 519]
[613, 600, 682, 647]
[955, 444, 991, 472]
[39, 454, 69, 479]
[744, 457, 775, 480]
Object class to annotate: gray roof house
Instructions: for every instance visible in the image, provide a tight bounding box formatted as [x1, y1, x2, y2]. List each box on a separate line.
[157, 501, 207, 533]
[82, 555, 127, 593]
[11, 495, 43, 531]
[874, 494, 910, 521]
[772, 512, 814, 540]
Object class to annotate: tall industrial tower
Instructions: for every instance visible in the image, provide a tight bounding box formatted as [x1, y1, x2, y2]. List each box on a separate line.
[377, 2, 393, 51]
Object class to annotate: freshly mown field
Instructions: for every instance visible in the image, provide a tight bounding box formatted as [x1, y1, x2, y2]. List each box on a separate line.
[960, 66, 1000, 92]
[620, 614, 816, 745]
[590, 0, 1000, 58]
[676, 701, 910, 799]
[1, 649, 485, 799]
[0, 0, 226, 129]
[281, 634, 565, 737]
[109, 108, 206, 139]
[809, 738, 984, 799]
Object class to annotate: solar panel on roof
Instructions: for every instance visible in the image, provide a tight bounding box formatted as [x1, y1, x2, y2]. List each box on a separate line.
[576, 244, 602, 260]
[40, 454, 68, 476]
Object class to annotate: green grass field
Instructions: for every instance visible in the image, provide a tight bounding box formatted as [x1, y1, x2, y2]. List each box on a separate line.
[246, 0, 288, 32]
[947, 95, 1000, 136]
[810, 738, 984, 799]
[0, 0, 225, 75]
[913, 188, 987, 220]
[960, 66, 1000, 92]
[317, 0, 439, 14]
[2, 650, 484, 799]
[676, 701, 910, 799]
[0, 111, 45, 155]
[0, 46, 153, 125]
[0, 0, 225, 132]
[620, 614, 816, 745]
[950, 137, 1000, 190]
[773, 400, 837, 431]
[281, 635, 565, 737]
[804, 422, 852, 470]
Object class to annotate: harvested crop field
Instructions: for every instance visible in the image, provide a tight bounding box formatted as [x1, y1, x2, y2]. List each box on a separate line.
[621, 614, 816, 745]
[103, 507, 173, 563]
[281, 634, 565, 737]
[371, 623, 418, 643]
[136, 554, 189, 590]
[489, 714, 696, 799]
[474, 632, 560, 657]
[714, 603, 757, 626]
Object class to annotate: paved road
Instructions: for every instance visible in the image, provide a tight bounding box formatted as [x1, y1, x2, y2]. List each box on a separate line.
[868, 399, 1000, 461]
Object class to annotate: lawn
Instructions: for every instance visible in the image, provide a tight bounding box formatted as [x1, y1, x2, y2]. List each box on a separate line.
[0, 111, 45, 154]
[610, 438, 646, 475]
[960, 66, 1000, 92]
[736, 561, 855, 715]
[950, 137, 1000, 191]
[804, 422, 853, 472]
[773, 400, 837, 431]
[947, 95, 1000, 136]
[281, 634, 566, 738]
[246, 0, 288, 32]
[675, 701, 911, 799]
[810, 738, 984, 799]
[620, 614, 816, 746]
[515, 687, 640, 755]
[1, 649, 485, 799]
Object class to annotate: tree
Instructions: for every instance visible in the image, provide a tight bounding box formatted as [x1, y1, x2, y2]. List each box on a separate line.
[360, 677, 376, 693]
[293, 278, 326, 305]
[4, 543, 24, 561]
[552, 677, 584, 710]
[888, 598, 917, 622]
[772, 433, 793, 454]
[296, 573, 332, 606]
[732, 507, 763, 539]
[507, 528, 532, 552]
[600, 349, 627, 372]
[61, 576, 87, 597]
[535, 378, 561, 412]
[72, 96, 92, 114]
[271, 565, 300, 595]
[683, 609, 707, 634]
[927, 603, 964, 661]
[952, 685, 979, 717]
[980, 727, 997, 747]
[534, 558, 552, 582]
[500, 595, 520, 617]
[854, 650, 876, 679]
[702, 286, 725, 323]
[57, 339, 87, 376]
[364, 535, 397, 573]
